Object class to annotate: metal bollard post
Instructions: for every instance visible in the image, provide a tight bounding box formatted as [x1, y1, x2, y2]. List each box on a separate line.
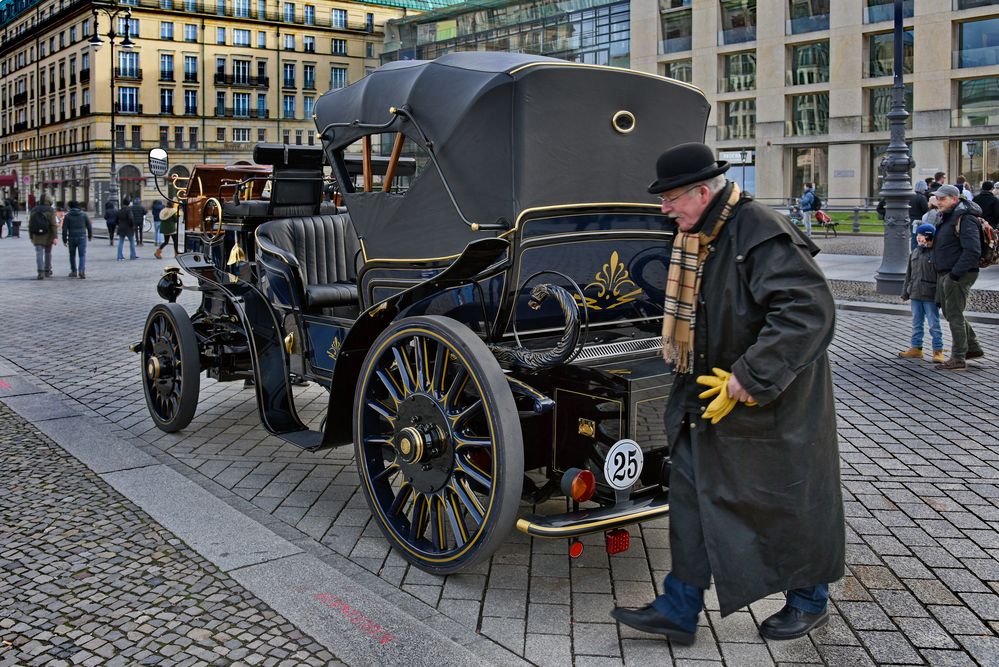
[853, 208, 861, 233]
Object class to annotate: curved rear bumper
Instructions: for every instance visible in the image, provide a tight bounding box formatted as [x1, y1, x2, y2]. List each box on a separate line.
[515, 490, 669, 539]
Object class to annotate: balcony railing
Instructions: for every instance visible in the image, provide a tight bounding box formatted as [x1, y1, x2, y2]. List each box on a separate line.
[955, 0, 997, 7]
[718, 73, 755, 93]
[786, 14, 829, 35]
[717, 125, 755, 141]
[214, 73, 269, 87]
[160, 71, 175, 81]
[80, 68, 90, 83]
[660, 36, 692, 55]
[13, 91, 27, 105]
[718, 26, 755, 45]
[214, 106, 267, 118]
[69, 74, 76, 85]
[114, 67, 143, 80]
[303, 81, 315, 90]
[954, 46, 999, 69]
[185, 108, 198, 115]
[40, 85, 46, 96]
[115, 103, 143, 114]
[59, 77, 65, 87]
[953, 106, 999, 127]
[13, 121, 28, 132]
[283, 78, 296, 88]
[184, 72, 198, 83]
[865, 0, 913, 23]
[80, 104, 90, 115]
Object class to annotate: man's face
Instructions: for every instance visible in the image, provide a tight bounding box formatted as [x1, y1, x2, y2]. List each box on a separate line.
[938, 174, 947, 184]
[660, 184, 712, 232]
[936, 194, 959, 213]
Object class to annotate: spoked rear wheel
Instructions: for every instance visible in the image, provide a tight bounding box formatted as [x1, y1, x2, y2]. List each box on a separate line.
[354, 315, 523, 575]
[141, 303, 201, 432]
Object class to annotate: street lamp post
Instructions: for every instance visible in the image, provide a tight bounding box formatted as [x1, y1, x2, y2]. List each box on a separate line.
[965, 140, 979, 185]
[740, 149, 748, 192]
[875, 0, 915, 295]
[88, 4, 134, 213]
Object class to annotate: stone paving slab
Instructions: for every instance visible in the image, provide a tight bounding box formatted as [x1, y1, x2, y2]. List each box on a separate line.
[1, 231, 998, 665]
[0, 391, 82, 422]
[32, 413, 160, 474]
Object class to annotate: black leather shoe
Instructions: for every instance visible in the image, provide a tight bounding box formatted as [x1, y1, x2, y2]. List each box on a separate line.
[610, 604, 696, 645]
[759, 605, 828, 640]
[966, 349, 985, 360]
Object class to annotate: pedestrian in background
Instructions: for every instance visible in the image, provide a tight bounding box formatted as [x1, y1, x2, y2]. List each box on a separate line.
[928, 171, 947, 194]
[104, 199, 118, 245]
[1, 196, 12, 238]
[28, 195, 57, 280]
[611, 143, 844, 646]
[154, 205, 179, 259]
[116, 197, 138, 261]
[799, 182, 817, 237]
[130, 198, 147, 246]
[62, 200, 92, 279]
[973, 181, 999, 229]
[899, 223, 944, 363]
[955, 176, 973, 200]
[151, 199, 164, 245]
[909, 181, 929, 249]
[932, 184, 984, 370]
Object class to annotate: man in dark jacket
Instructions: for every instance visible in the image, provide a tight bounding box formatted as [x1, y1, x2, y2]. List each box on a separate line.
[972, 181, 999, 229]
[130, 198, 147, 245]
[611, 143, 844, 645]
[28, 195, 58, 279]
[104, 199, 117, 245]
[61, 200, 93, 278]
[932, 184, 984, 370]
[150, 199, 165, 244]
[116, 197, 138, 261]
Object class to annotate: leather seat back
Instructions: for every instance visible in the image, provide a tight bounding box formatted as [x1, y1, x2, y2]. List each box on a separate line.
[257, 214, 360, 285]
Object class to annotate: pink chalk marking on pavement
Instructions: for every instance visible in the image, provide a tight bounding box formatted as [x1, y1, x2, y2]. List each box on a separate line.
[0, 380, 11, 390]
[312, 593, 395, 645]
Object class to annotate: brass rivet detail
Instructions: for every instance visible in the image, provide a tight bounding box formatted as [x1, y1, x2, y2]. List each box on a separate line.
[612, 110, 636, 134]
[578, 418, 596, 438]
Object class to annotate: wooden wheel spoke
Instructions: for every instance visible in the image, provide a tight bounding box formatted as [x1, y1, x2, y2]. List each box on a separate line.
[444, 493, 468, 546]
[375, 370, 403, 406]
[391, 346, 415, 395]
[450, 479, 484, 525]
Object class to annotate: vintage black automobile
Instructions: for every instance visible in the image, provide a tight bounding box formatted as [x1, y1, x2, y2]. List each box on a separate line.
[136, 52, 709, 574]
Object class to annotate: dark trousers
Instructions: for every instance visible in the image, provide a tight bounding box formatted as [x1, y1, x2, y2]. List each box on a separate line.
[652, 421, 828, 632]
[136, 221, 144, 245]
[107, 221, 117, 244]
[938, 273, 981, 360]
[158, 233, 178, 254]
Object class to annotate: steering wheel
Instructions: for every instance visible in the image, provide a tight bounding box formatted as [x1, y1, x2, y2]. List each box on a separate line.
[201, 197, 224, 244]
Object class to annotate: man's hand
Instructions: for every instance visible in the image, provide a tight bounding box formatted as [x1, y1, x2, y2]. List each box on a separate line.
[727, 372, 755, 404]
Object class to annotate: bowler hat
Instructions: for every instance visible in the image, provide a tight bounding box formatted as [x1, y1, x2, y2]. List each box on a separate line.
[648, 142, 730, 194]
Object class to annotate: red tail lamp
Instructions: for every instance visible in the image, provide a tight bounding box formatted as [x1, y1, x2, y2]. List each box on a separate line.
[560, 468, 596, 503]
[605, 529, 630, 555]
[569, 539, 584, 559]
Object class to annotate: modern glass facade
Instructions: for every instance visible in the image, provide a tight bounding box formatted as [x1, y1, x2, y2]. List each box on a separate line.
[659, 0, 692, 54]
[957, 18, 999, 69]
[719, 0, 756, 45]
[664, 58, 692, 83]
[382, 0, 630, 67]
[719, 51, 756, 93]
[868, 29, 914, 77]
[788, 41, 828, 85]
[866, 84, 913, 132]
[864, 0, 913, 24]
[957, 76, 999, 127]
[787, 0, 829, 35]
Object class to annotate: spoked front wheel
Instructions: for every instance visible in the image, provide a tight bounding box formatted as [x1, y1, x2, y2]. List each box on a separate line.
[141, 303, 201, 432]
[354, 315, 523, 575]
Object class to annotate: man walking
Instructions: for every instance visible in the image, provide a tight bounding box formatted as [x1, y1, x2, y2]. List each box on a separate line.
[932, 184, 985, 370]
[116, 197, 138, 261]
[798, 182, 817, 237]
[130, 198, 147, 246]
[28, 196, 58, 279]
[972, 181, 999, 229]
[611, 143, 844, 645]
[62, 200, 92, 279]
[104, 199, 118, 245]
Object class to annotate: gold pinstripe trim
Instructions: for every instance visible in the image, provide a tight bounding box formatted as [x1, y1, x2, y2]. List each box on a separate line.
[515, 503, 669, 538]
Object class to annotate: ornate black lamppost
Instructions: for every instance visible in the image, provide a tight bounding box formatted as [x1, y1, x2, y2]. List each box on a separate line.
[87, 3, 134, 211]
[875, 0, 914, 295]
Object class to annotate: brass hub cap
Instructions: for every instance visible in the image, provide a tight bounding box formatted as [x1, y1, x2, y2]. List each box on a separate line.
[147, 356, 162, 380]
[397, 426, 425, 464]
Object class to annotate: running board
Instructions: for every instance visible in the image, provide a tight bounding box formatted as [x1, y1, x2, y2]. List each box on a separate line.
[516, 491, 669, 539]
[275, 429, 325, 451]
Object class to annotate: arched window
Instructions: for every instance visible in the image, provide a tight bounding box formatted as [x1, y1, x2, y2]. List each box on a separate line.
[118, 165, 143, 202]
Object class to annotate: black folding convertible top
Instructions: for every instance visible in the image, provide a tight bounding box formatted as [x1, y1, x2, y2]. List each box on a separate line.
[314, 52, 710, 261]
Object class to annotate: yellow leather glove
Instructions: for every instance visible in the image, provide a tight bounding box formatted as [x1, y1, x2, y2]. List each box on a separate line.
[696, 367, 756, 425]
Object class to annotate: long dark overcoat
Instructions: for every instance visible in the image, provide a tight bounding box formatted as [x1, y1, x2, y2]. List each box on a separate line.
[665, 193, 845, 616]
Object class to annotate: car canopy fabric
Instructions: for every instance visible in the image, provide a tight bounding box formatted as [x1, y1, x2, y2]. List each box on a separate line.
[314, 52, 709, 261]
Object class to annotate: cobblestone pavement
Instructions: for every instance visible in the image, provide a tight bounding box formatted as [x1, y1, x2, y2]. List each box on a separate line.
[1, 236, 998, 665]
[0, 402, 341, 667]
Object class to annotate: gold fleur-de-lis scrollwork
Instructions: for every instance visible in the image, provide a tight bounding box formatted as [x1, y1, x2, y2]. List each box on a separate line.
[574, 251, 644, 311]
[327, 336, 342, 361]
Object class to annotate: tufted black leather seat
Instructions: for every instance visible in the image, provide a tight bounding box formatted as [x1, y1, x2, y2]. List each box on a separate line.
[256, 214, 361, 311]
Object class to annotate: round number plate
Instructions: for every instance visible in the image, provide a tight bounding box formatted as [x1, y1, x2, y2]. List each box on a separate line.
[603, 439, 644, 491]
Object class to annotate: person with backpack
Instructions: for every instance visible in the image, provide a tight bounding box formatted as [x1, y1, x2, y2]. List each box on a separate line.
[61, 200, 93, 279]
[932, 184, 985, 370]
[28, 195, 58, 279]
[799, 183, 820, 238]
[116, 196, 138, 261]
[973, 181, 999, 229]
[154, 204, 180, 259]
[104, 199, 118, 245]
[150, 199, 164, 245]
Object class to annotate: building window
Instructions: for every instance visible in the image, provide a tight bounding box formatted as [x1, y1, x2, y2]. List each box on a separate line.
[660, 5, 692, 54]
[217, 27, 226, 44]
[234, 59, 249, 84]
[217, 127, 225, 142]
[296, 129, 303, 145]
[304, 36, 315, 52]
[258, 60, 268, 80]
[234, 92, 249, 117]
[189, 126, 198, 149]
[303, 64, 315, 89]
[257, 93, 267, 116]
[365, 12, 373, 31]
[159, 125, 169, 148]
[956, 76, 999, 127]
[719, 0, 756, 45]
[307, 130, 315, 146]
[789, 92, 829, 135]
[956, 0, 998, 7]
[160, 0, 173, 8]
[332, 38, 347, 55]
[160, 54, 174, 80]
[184, 56, 198, 82]
[234, 29, 250, 46]
[174, 126, 184, 149]
[788, 41, 829, 85]
[283, 63, 296, 87]
[331, 8, 347, 28]
[720, 52, 754, 92]
[787, 0, 829, 35]
[283, 130, 290, 144]
[185, 0, 196, 11]
[304, 4, 315, 24]
[366, 42, 374, 58]
[217, 0, 226, 15]
[864, 0, 912, 24]
[216, 91, 225, 115]
[868, 29, 913, 78]
[957, 18, 999, 69]
[790, 146, 827, 199]
[258, 128, 266, 142]
[257, 0, 266, 17]
[235, 0, 250, 18]
[283, 2, 295, 22]
[115, 124, 126, 148]
[83, 19, 90, 37]
[258, 31, 266, 48]
[234, 127, 250, 142]
[184, 24, 197, 42]
[131, 125, 142, 148]
[117, 86, 138, 112]
[867, 84, 912, 131]
[303, 95, 314, 117]
[160, 88, 174, 114]
[330, 66, 347, 89]
[118, 51, 139, 78]
[284, 34, 295, 50]
[117, 18, 140, 38]
[184, 89, 198, 114]
[662, 59, 692, 83]
[216, 57, 226, 76]
[283, 94, 295, 118]
[160, 21, 174, 40]
[720, 99, 755, 140]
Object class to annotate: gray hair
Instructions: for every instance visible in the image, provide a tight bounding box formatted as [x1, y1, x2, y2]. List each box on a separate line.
[697, 174, 727, 195]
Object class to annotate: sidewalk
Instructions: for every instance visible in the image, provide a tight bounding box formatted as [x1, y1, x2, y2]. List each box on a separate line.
[817, 253, 999, 292]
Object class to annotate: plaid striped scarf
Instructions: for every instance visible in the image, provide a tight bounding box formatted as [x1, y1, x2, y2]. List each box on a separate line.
[661, 183, 741, 373]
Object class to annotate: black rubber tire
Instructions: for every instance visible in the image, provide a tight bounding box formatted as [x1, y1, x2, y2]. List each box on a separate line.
[353, 315, 524, 575]
[141, 303, 201, 432]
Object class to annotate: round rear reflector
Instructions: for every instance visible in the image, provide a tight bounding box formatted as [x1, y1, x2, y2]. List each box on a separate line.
[560, 468, 596, 503]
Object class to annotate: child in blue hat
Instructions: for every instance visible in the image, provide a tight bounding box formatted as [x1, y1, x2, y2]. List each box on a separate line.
[899, 223, 945, 362]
